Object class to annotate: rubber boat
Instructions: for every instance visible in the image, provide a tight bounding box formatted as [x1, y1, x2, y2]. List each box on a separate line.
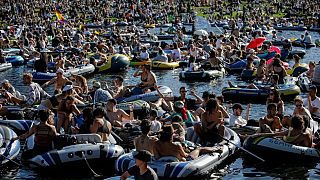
[129, 60, 151, 67]
[257, 51, 276, 60]
[179, 69, 225, 81]
[292, 40, 316, 48]
[115, 127, 240, 178]
[32, 64, 95, 82]
[286, 63, 309, 77]
[144, 24, 155, 28]
[287, 49, 306, 59]
[225, 59, 259, 74]
[25, 134, 124, 172]
[0, 120, 36, 135]
[151, 61, 180, 70]
[5, 55, 24, 66]
[273, 26, 307, 31]
[96, 54, 130, 73]
[118, 86, 173, 103]
[222, 84, 301, 103]
[0, 62, 12, 71]
[0, 125, 20, 165]
[244, 136, 320, 161]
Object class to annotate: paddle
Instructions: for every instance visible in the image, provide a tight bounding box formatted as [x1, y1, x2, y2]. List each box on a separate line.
[216, 133, 265, 162]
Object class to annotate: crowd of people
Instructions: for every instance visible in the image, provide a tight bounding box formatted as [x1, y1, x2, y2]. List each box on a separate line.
[0, 0, 319, 179]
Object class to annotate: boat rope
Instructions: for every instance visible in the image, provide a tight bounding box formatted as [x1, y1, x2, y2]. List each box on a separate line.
[81, 151, 102, 178]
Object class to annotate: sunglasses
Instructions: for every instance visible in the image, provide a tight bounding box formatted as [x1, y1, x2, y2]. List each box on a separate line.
[295, 104, 302, 107]
[180, 91, 187, 93]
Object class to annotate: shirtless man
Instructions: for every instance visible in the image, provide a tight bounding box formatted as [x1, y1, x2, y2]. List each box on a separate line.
[105, 99, 134, 127]
[41, 68, 71, 92]
[107, 76, 126, 99]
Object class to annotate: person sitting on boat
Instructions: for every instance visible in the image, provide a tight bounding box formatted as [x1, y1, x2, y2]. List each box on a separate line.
[13, 109, 58, 160]
[171, 115, 186, 142]
[134, 119, 157, 154]
[120, 150, 158, 180]
[282, 96, 313, 128]
[149, 109, 162, 133]
[69, 74, 88, 94]
[253, 115, 312, 148]
[41, 68, 72, 93]
[227, 103, 249, 127]
[90, 107, 112, 142]
[256, 59, 267, 81]
[77, 107, 94, 134]
[172, 42, 182, 61]
[0, 79, 23, 101]
[245, 56, 256, 71]
[107, 76, 127, 99]
[258, 103, 282, 133]
[303, 85, 320, 121]
[57, 95, 81, 134]
[266, 89, 284, 119]
[303, 32, 312, 45]
[153, 125, 221, 161]
[132, 65, 157, 94]
[5, 73, 50, 108]
[105, 99, 134, 128]
[306, 61, 316, 80]
[207, 50, 224, 70]
[187, 56, 200, 72]
[38, 85, 83, 110]
[0, 50, 6, 63]
[138, 46, 150, 61]
[268, 58, 287, 84]
[90, 81, 113, 104]
[153, 48, 168, 62]
[292, 55, 302, 69]
[246, 49, 260, 61]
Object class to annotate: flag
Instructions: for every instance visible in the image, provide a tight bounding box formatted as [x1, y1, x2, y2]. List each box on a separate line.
[55, 10, 66, 23]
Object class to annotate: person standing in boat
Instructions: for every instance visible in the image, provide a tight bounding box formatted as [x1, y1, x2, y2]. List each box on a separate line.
[5, 73, 50, 108]
[105, 99, 134, 127]
[41, 68, 71, 93]
[90, 81, 113, 104]
[121, 150, 158, 180]
[13, 109, 58, 159]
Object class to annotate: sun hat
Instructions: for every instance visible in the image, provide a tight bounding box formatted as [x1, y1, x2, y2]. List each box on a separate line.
[62, 85, 73, 92]
[56, 68, 64, 74]
[294, 96, 303, 103]
[133, 150, 152, 162]
[93, 81, 101, 88]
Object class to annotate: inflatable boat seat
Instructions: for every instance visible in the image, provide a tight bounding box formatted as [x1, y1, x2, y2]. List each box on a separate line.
[74, 134, 102, 144]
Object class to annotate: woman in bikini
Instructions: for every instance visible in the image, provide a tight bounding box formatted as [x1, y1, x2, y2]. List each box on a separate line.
[90, 107, 112, 141]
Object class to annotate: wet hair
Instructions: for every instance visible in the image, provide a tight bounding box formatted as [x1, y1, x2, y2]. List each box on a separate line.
[144, 64, 151, 71]
[107, 98, 117, 105]
[93, 107, 106, 118]
[38, 109, 51, 122]
[205, 98, 219, 113]
[83, 107, 94, 124]
[269, 89, 281, 103]
[291, 115, 304, 130]
[172, 115, 183, 123]
[116, 76, 124, 83]
[267, 103, 277, 111]
[140, 119, 151, 135]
